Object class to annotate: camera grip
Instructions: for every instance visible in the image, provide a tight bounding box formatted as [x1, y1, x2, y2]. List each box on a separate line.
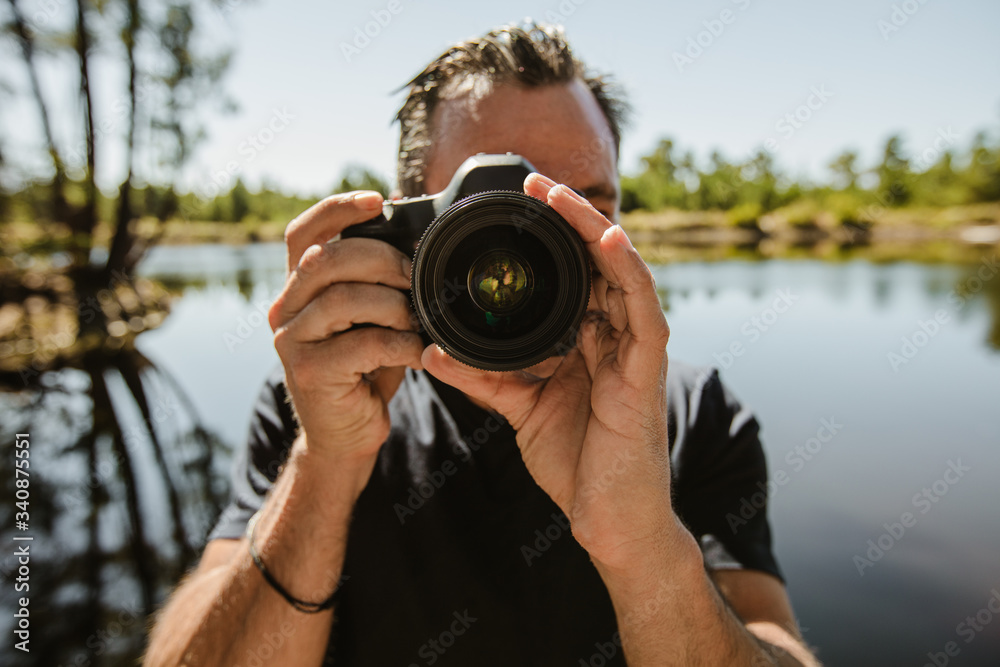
[340, 213, 417, 258]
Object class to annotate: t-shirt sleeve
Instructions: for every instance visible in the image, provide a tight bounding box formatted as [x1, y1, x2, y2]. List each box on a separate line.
[668, 364, 783, 582]
[207, 367, 297, 541]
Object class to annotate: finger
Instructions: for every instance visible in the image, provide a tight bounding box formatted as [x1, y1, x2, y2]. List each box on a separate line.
[371, 366, 408, 405]
[592, 273, 610, 315]
[270, 238, 411, 330]
[579, 312, 606, 379]
[546, 184, 612, 244]
[545, 185, 620, 282]
[284, 191, 384, 272]
[421, 345, 541, 430]
[524, 172, 557, 199]
[282, 283, 414, 342]
[287, 326, 426, 383]
[598, 225, 670, 369]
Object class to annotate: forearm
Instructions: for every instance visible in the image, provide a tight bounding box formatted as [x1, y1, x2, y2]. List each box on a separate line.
[595, 520, 809, 667]
[145, 436, 374, 667]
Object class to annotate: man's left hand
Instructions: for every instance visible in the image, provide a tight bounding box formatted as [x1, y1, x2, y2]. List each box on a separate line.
[422, 172, 684, 569]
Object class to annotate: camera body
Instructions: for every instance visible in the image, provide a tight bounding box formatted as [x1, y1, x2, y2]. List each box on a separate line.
[341, 153, 538, 255]
[342, 153, 590, 372]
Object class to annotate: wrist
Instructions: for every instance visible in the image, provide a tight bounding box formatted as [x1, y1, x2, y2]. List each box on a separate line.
[246, 435, 376, 604]
[592, 515, 703, 598]
[290, 433, 380, 502]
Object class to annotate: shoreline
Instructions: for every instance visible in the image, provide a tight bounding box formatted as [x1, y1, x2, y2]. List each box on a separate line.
[2, 203, 998, 263]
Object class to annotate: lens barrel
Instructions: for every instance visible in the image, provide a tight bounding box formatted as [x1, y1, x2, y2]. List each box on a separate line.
[411, 191, 590, 371]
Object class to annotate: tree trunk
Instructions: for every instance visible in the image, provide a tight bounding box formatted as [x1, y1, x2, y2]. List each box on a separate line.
[74, 0, 98, 263]
[6, 0, 70, 225]
[106, 0, 142, 279]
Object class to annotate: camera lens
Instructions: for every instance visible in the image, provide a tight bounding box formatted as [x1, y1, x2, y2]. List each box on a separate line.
[468, 251, 532, 314]
[411, 191, 590, 371]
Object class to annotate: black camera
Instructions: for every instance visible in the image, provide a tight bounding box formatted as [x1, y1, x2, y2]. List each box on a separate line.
[341, 154, 590, 371]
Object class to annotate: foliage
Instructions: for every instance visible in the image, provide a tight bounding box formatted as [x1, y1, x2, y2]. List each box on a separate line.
[1, 0, 233, 273]
[619, 126, 1000, 224]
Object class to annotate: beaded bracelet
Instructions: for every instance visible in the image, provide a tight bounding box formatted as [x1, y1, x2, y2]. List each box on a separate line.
[246, 510, 341, 614]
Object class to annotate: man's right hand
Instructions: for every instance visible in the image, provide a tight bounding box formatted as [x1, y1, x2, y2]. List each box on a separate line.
[146, 192, 414, 667]
[267, 190, 426, 461]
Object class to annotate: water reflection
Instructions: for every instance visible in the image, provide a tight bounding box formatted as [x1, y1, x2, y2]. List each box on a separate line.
[0, 342, 227, 667]
[2, 239, 998, 666]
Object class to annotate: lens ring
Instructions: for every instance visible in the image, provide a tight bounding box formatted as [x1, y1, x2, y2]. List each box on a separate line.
[411, 191, 590, 371]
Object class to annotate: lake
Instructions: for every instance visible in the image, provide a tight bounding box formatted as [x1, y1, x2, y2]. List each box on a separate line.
[3, 241, 999, 666]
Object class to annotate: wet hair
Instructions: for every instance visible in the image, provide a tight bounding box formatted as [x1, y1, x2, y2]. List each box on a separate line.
[394, 21, 629, 196]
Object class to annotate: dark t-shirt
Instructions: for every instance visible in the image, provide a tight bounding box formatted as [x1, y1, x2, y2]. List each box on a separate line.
[210, 361, 781, 666]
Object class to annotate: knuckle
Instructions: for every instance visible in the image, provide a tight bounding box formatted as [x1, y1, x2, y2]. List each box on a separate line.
[272, 326, 293, 357]
[297, 242, 328, 275]
[314, 193, 355, 219]
[283, 215, 302, 245]
[268, 294, 287, 331]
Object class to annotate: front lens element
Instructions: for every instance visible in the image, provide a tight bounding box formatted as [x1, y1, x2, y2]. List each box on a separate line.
[469, 251, 532, 314]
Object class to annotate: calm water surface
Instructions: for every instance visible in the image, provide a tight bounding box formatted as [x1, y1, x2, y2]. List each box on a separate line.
[4, 242, 995, 666]
[136, 242, 1000, 666]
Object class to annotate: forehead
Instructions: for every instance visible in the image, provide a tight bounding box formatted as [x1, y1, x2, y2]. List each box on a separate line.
[423, 79, 617, 195]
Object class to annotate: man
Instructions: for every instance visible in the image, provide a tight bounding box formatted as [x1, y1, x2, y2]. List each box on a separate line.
[146, 23, 819, 666]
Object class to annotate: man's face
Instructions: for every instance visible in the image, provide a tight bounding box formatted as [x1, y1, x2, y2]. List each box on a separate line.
[422, 78, 619, 222]
[420, 78, 620, 379]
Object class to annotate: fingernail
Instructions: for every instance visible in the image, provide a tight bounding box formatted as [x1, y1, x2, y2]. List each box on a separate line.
[354, 192, 382, 208]
[615, 225, 635, 249]
[527, 172, 556, 188]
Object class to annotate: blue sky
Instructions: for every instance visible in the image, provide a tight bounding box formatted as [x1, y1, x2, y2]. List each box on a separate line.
[5, 0, 1000, 197]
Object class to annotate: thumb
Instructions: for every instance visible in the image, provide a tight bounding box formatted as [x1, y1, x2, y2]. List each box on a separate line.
[421, 345, 540, 429]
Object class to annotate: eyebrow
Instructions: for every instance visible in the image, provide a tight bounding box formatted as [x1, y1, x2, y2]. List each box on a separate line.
[579, 182, 618, 201]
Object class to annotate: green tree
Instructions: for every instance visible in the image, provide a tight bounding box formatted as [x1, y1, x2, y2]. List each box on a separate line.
[695, 151, 742, 210]
[875, 135, 912, 206]
[739, 149, 781, 212]
[620, 138, 692, 211]
[3, 0, 233, 276]
[828, 150, 860, 190]
[335, 165, 390, 198]
[229, 178, 250, 222]
[963, 130, 1000, 202]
